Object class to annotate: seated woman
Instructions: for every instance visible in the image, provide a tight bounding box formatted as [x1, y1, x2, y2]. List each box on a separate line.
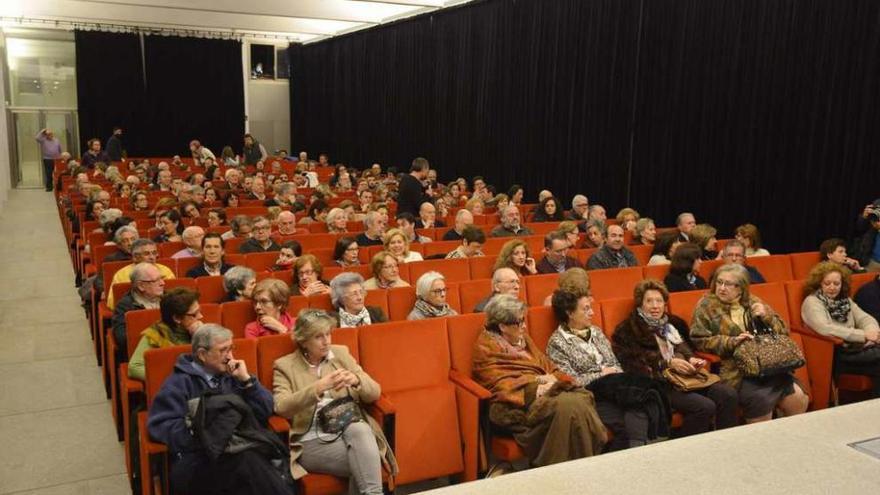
[507, 185, 524, 206]
[180, 200, 201, 221]
[583, 219, 606, 249]
[223, 191, 241, 208]
[632, 217, 656, 245]
[245, 279, 295, 338]
[222, 266, 257, 302]
[472, 295, 607, 466]
[690, 264, 809, 423]
[333, 237, 361, 267]
[689, 224, 720, 260]
[128, 287, 203, 380]
[819, 238, 865, 273]
[542, 267, 591, 306]
[494, 239, 538, 276]
[408, 271, 458, 320]
[664, 243, 707, 293]
[735, 223, 770, 257]
[153, 209, 184, 243]
[547, 290, 663, 450]
[272, 309, 398, 494]
[647, 231, 681, 266]
[291, 254, 331, 296]
[557, 221, 581, 249]
[532, 196, 564, 222]
[613, 280, 738, 437]
[465, 197, 485, 215]
[329, 272, 388, 327]
[383, 228, 423, 264]
[326, 207, 349, 234]
[298, 199, 328, 226]
[270, 240, 302, 272]
[206, 208, 227, 228]
[801, 262, 880, 398]
[131, 191, 150, 212]
[615, 208, 640, 233]
[363, 252, 410, 290]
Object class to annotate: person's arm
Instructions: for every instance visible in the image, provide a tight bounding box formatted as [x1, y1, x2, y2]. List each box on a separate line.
[35, 129, 47, 142]
[545, 335, 601, 386]
[852, 301, 880, 333]
[854, 286, 880, 322]
[272, 360, 320, 419]
[336, 350, 381, 403]
[259, 143, 268, 161]
[127, 336, 151, 381]
[801, 296, 866, 343]
[146, 376, 197, 453]
[239, 380, 275, 425]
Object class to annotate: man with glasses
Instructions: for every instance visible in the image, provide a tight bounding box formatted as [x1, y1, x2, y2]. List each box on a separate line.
[474, 267, 522, 312]
[537, 231, 581, 274]
[565, 194, 590, 223]
[720, 240, 765, 284]
[148, 324, 293, 495]
[112, 263, 165, 359]
[107, 239, 176, 309]
[239, 216, 281, 253]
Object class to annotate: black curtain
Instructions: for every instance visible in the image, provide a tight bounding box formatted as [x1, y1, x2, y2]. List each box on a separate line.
[76, 32, 245, 157]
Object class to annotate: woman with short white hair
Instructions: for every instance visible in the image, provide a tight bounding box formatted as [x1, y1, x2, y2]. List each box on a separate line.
[408, 271, 458, 320]
[329, 272, 387, 327]
[326, 207, 348, 234]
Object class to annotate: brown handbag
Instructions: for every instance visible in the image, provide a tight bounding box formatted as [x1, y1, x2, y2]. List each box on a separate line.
[662, 367, 720, 392]
[732, 312, 805, 378]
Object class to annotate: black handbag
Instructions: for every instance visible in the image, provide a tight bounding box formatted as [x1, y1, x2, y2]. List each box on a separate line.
[316, 392, 363, 442]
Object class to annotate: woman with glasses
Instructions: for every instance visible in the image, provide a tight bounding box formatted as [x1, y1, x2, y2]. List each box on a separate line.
[245, 279, 295, 338]
[407, 271, 458, 320]
[690, 264, 809, 423]
[333, 237, 361, 267]
[363, 252, 410, 290]
[329, 273, 387, 327]
[128, 287, 203, 380]
[472, 295, 607, 467]
[291, 254, 331, 297]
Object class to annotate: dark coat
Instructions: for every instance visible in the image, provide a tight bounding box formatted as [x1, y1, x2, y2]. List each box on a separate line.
[663, 272, 707, 293]
[536, 256, 581, 274]
[111, 291, 145, 358]
[238, 238, 281, 254]
[612, 312, 694, 381]
[854, 277, 880, 323]
[186, 262, 235, 279]
[397, 174, 429, 217]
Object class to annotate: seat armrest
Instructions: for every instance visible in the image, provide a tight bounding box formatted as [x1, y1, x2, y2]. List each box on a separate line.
[449, 369, 492, 400]
[366, 394, 395, 454]
[792, 326, 845, 346]
[694, 352, 721, 364]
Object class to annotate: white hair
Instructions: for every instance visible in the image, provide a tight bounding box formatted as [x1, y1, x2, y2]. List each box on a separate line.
[415, 271, 446, 299]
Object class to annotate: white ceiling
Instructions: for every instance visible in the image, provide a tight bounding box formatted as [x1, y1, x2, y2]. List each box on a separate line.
[0, 0, 474, 43]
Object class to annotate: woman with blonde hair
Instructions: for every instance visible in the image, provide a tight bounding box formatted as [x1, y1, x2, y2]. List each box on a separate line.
[494, 239, 538, 276]
[383, 228, 423, 264]
[363, 252, 410, 290]
[690, 224, 720, 260]
[326, 207, 349, 234]
[615, 208, 641, 233]
[465, 197, 485, 215]
[632, 218, 656, 245]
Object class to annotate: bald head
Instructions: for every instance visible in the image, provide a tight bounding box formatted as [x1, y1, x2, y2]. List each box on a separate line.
[454, 209, 474, 233]
[182, 226, 205, 250]
[492, 267, 521, 297]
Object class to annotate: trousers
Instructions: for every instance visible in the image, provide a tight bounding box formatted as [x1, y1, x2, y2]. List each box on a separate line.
[299, 421, 383, 495]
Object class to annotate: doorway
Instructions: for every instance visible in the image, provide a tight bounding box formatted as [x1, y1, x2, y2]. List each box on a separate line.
[8, 109, 78, 188]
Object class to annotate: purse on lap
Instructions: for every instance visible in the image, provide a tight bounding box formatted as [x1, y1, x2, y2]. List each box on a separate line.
[317, 394, 363, 438]
[662, 367, 720, 392]
[733, 312, 805, 378]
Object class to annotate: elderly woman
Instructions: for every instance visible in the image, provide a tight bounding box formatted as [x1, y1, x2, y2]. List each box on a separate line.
[532, 196, 564, 222]
[615, 208, 641, 233]
[473, 295, 607, 466]
[329, 272, 388, 327]
[465, 197, 485, 215]
[333, 237, 361, 267]
[408, 271, 458, 320]
[735, 223, 770, 257]
[494, 239, 538, 276]
[647, 231, 681, 266]
[664, 243, 707, 293]
[128, 287, 203, 380]
[632, 218, 657, 245]
[272, 309, 398, 494]
[245, 279, 295, 338]
[819, 238, 865, 273]
[383, 228, 423, 264]
[801, 262, 880, 398]
[613, 280, 738, 436]
[326, 207, 349, 234]
[154, 209, 184, 243]
[222, 266, 257, 302]
[507, 185, 524, 206]
[131, 191, 150, 211]
[363, 252, 410, 290]
[690, 264, 809, 423]
[583, 219, 606, 249]
[557, 221, 581, 249]
[291, 254, 331, 296]
[690, 224, 719, 260]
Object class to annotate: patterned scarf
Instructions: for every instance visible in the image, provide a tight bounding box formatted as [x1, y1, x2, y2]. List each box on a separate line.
[339, 307, 372, 328]
[413, 297, 456, 318]
[637, 308, 682, 344]
[815, 291, 851, 324]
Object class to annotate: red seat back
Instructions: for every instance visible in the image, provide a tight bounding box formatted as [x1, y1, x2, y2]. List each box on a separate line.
[746, 255, 793, 283]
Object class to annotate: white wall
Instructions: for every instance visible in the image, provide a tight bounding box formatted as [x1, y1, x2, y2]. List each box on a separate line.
[0, 32, 12, 212]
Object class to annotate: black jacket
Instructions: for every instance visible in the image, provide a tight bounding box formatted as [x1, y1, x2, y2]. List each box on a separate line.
[238, 238, 281, 254]
[397, 174, 429, 217]
[663, 272, 707, 293]
[192, 391, 288, 461]
[186, 262, 235, 279]
[536, 256, 581, 274]
[854, 278, 880, 323]
[106, 135, 123, 161]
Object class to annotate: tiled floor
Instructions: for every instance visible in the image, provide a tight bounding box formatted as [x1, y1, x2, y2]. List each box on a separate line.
[0, 190, 130, 495]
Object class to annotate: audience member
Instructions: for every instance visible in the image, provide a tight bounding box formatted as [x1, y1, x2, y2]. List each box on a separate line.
[241, 133, 268, 165]
[537, 231, 581, 274]
[474, 267, 521, 312]
[333, 237, 361, 267]
[664, 243, 707, 292]
[128, 287, 203, 380]
[222, 214, 253, 241]
[445, 226, 486, 259]
[854, 200, 880, 271]
[186, 233, 234, 278]
[442, 209, 475, 241]
[356, 211, 387, 247]
[689, 224, 719, 260]
[291, 254, 330, 296]
[855, 273, 880, 322]
[245, 279, 294, 338]
[276, 211, 298, 236]
[363, 252, 410, 290]
[583, 219, 606, 248]
[397, 157, 431, 216]
[491, 205, 534, 237]
[154, 210, 184, 243]
[408, 271, 458, 320]
[720, 240, 765, 284]
[329, 272, 388, 327]
[383, 228, 423, 264]
[107, 239, 176, 309]
[111, 263, 164, 358]
[587, 225, 638, 270]
[533, 196, 564, 222]
[676, 212, 697, 242]
[239, 216, 281, 253]
[171, 226, 205, 259]
[819, 238, 865, 273]
[735, 223, 770, 257]
[542, 267, 592, 306]
[615, 208, 640, 233]
[222, 266, 257, 302]
[270, 241, 302, 272]
[396, 212, 431, 244]
[326, 207, 349, 234]
[565, 194, 589, 222]
[416, 202, 445, 229]
[494, 239, 538, 276]
[647, 231, 680, 266]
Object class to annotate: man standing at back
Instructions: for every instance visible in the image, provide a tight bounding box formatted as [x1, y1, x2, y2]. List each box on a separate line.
[36, 128, 63, 191]
[397, 157, 431, 216]
[106, 127, 124, 161]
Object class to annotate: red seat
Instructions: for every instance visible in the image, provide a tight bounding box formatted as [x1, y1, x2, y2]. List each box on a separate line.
[599, 298, 634, 338]
[789, 252, 821, 280]
[745, 255, 793, 283]
[245, 251, 280, 272]
[698, 259, 725, 283]
[288, 295, 310, 317]
[407, 258, 471, 283]
[523, 273, 559, 307]
[422, 240, 462, 258]
[749, 282, 792, 327]
[468, 255, 498, 280]
[387, 286, 417, 321]
[667, 290, 709, 326]
[220, 300, 256, 338]
[629, 244, 653, 266]
[196, 276, 226, 303]
[458, 279, 492, 314]
[642, 264, 670, 282]
[589, 267, 643, 301]
[526, 306, 558, 351]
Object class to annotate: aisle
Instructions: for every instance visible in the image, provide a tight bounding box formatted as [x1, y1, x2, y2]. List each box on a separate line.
[0, 190, 130, 494]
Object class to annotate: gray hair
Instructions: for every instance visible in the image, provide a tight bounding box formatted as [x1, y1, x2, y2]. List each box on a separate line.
[415, 271, 446, 299]
[131, 238, 157, 253]
[585, 218, 606, 235]
[676, 212, 695, 226]
[114, 225, 139, 244]
[129, 262, 157, 283]
[277, 183, 295, 196]
[571, 194, 588, 209]
[484, 295, 527, 334]
[182, 226, 204, 240]
[492, 267, 518, 288]
[230, 215, 253, 235]
[455, 209, 473, 223]
[192, 324, 233, 358]
[722, 239, 746, 255]
[326, 208, 345, 227]
[223, 266, 256, 294]
[191, 185, 205, 196]
[634, 217, 654, 238]
[251, 215, 270, 227]
[293, 308, 336, 345]
[99, 208, 123, 227]
[329, 272, 365, 309]
[363, 210, 381, 230]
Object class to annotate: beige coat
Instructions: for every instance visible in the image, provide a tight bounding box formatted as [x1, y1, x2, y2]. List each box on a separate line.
[272, 345, 398, 479]
[801, 295, 879, 344]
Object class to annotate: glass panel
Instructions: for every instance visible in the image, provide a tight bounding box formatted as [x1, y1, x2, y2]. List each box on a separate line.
[13, 112, 43, 188]
[6, 38, 78, 108]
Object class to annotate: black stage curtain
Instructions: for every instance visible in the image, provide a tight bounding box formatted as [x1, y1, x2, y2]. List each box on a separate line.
[290, 0, 880, 253]
[76, 32, 244, 157]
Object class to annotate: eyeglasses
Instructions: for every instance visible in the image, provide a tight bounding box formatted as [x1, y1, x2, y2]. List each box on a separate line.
[253, 225, 271, 231]
[214, 343, 236, 355]
[505, 318, 526, 328]
[136, 250, 159, 257]
[299, 269, 316, 276]
[431, 287, 448, 294]
[716, 279, 740, 289]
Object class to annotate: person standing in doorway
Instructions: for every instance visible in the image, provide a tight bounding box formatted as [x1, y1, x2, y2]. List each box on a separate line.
[36, 128, 63, 191]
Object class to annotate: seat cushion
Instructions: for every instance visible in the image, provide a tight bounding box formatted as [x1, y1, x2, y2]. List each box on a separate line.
[491, 436, 525, 461]
[300, 473, 348, 495]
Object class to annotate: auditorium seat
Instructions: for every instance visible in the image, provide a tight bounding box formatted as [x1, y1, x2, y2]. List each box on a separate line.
[468, 255, 498, 280]
[589, 267, 643, 301]
[789, 251, 821, 280]
[220, 300, 256, 338]
[745, 255, 793, 283]
[599, 298, 634, 337]
[643, 264, 670, 281]
[387, 286, 417, 321]
[407, 258, 471, 284]
[195, 275, 226, 303]
[524, 273, 559, 307]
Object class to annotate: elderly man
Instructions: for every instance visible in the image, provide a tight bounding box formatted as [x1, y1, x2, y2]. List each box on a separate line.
[36, 128, 63, 191]
[416, 201, 445, 229]
[537, 231, 581, 274]
[172, 226, 206, 259]
[248, 177, 267, 201]
[189, 139, 216, 165]
[356, 211, 387, 247]
[720, 240, 765, 284]
[474, 267, 521, 312]
[397, 157, 431, 216]
[89, 224, 139, 304]
[223, 168, 243, 190]
[111, 263, 164, 358]
[177, 183, 194, 203]
[490, 205, 535, 237]
[147, 325, 291, 495]
[239, 216, 280, 253]
[276, 211, 298, 236]
[442, 209, 475, 241]
[107, 239, 176, 309]
[587, 204, 607, 223]
[267, 183, 296, 207]
[191, 185, 206, 205]
[445, 226, 486, 259]
[587, 224, 638, 270]
[396, 212, 431, 244]
[187, 233, 235, 278]
[565, 194, 590, 222]
[222, 215, 253, 241]
[153, 169, 173, 192]
[676, 212, 697, 242]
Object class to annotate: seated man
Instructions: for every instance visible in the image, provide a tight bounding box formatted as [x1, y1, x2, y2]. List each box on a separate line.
[586, 224, 638, 270]
[565, 195, 589, 223]
[247, 177, 267, 201]
[676, 212, 697, 242]
[187, 233, 236, 278]
[221, 215, 253, 241]
[147, 325, 293, 495]
[474, 267, 521, 312]
[238, 216, 280, 253]
[537, 231, 581, 274]
[107, 239, 176, 309]
[587, 204, 607, 223]
[172, 226, 205, 259]
[355, 211, 387, 247]
[446, 225, 486, 259]
[855, 273, 880, 322]
[719, 240, 765, 284]
[111, 263, 164, 358]
[396, 212, 431, 244]
[442, 209, 475, 241]
[490, 205, 535, 237]
[94, 225, 139, 295]
[416, 201, 446, 229]
[275, 210, 298, 236]
[266, 183, 297, 208]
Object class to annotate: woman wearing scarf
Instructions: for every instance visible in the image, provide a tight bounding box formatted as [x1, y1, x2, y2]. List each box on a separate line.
[363, 252, 410, 290]
[613, 279, 738, 436]
[128, 288, 204, 380]
[329, 272, 388, 327]
[801, 262, 880, 398]
[407, 272, 458, 320]
[690, 265, 809, 423]
[473, 295, 607, 466]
